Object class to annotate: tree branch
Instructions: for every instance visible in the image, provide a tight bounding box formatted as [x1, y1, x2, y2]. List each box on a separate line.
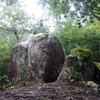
[90, 10, 100, 21]
[0, 27, 13, 32]
[0, 27, 18, 40]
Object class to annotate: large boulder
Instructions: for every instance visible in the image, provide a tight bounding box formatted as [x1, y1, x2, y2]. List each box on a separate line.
[59, 55, 95, 81]
[7, 33, 65, 83]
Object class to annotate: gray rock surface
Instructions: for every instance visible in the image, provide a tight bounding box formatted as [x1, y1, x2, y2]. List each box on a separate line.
[7, 33, 65, 83]
[59, 55, 95, 81]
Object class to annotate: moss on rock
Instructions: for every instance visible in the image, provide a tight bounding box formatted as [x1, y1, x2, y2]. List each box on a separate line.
[94, 62, 100, 70]
[72, 48, 92, 58]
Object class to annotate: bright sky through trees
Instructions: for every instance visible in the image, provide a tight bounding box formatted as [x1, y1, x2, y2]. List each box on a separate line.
[22, 0, 55, 32]
[22, 0, 44, 18]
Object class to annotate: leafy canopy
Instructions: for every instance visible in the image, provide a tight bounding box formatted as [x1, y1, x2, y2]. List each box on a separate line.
[39, 0, 100, 24]
[0, 0, 19, 6]
[0, 4, 30, 39]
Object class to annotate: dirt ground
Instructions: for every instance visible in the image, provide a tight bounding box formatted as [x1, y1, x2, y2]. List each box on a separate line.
[0, 80, 100, 100]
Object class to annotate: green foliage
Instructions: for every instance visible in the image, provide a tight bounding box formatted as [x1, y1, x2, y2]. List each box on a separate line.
[54, 19, 85, 55]
[0, 34, 16, 89]
[84, 19, 100, 61]
[0, 75, 9, 89]
[0, 34, 16, 78]
[39, 0, 100, 25]
[61, 73, 73, 81]
[0, 0, 19, 6]
[54, 18, 100, 62]
[0, 4, 30, 39]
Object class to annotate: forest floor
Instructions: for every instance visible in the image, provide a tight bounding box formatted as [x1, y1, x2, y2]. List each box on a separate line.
[0, 80, 100, 100]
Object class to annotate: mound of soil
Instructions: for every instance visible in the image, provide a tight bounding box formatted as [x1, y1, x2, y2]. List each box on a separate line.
[0, 80, 100, 100]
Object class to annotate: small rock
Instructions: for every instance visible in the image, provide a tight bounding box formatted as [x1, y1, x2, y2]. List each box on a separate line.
[86, 81, 98, 88]
[93, 87, 98, 93]
[86, 81, 98, 93]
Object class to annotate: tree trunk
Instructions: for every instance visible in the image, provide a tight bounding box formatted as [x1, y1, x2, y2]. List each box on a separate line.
[14, 29, 18, 40]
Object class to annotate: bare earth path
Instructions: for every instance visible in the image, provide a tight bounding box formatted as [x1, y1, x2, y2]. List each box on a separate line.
[0, 80, 100, 100]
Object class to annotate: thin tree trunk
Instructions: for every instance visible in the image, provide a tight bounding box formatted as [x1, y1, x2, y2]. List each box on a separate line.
[14, 29, 18, 40]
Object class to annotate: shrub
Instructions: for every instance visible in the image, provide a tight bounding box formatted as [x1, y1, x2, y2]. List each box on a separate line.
[0, 34, 16, 89]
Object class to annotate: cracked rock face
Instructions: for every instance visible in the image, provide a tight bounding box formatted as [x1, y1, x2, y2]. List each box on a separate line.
[7, 33, 65, 83]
